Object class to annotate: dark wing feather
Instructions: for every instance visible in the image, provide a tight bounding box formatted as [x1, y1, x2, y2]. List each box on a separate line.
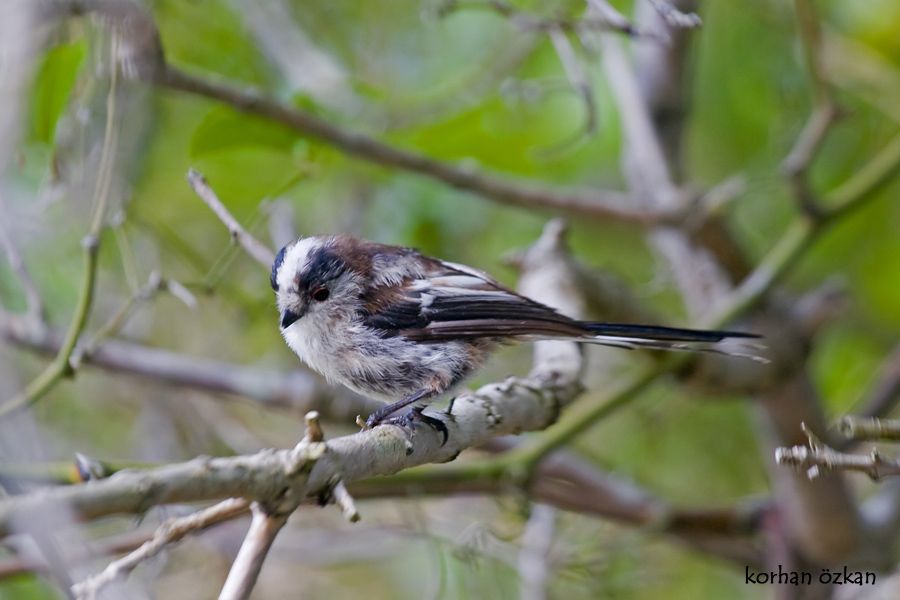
[359, 258, 761, 354]
[361, 260, 590, 340]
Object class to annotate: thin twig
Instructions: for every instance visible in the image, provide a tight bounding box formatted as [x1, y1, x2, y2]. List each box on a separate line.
[0, 206, 46, 329]
[436, 0, 645, 37]
[331, 481, 360, 523]
[160, 67, 671, 226]
[218, 503, 287, 600]
[776, 423, 900, 481]
[547, 27, 596, 141]
[839, 416, 900, 443]
[853, 344, 900, 423]
[186, 169, 276, 267]
[503, 129, 900, 468]
[647, 0, 701, 29]
[781, 0, 839, 220]
[45, 0, 678, 226]
[70, 272, 164, 370]
[517, 503, 556, 600]
[72, 499, 250, 600]
[0, 315, 375, 419]
[587, 1, 733, 317]
[0, 34, 121, 418]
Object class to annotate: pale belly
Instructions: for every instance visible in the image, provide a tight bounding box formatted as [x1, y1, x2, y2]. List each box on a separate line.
[283, 319, 488, 402]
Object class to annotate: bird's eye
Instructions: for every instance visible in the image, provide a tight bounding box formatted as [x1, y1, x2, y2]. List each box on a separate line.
[312, 287, 330, 302]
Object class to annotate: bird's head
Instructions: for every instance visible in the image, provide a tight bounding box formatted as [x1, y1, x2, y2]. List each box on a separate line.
[270, 235, 366, 330]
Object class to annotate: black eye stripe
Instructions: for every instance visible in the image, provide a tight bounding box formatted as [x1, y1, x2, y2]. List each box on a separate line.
[271, 245, 287, 291]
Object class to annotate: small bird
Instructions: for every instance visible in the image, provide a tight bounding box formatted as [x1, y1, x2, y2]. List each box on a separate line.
[272, 234, 760, 433]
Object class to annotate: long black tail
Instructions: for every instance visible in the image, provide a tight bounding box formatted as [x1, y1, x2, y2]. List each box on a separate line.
[583, 322, 759, 343]
[578, 322, 766, 362]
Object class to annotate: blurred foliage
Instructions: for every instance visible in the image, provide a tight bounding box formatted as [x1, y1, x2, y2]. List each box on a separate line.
[2, 0, 900, 599]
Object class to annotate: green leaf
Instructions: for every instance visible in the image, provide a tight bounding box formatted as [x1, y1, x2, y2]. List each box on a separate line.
[189, 106, 298, 158]
[29, 41, 87, 145]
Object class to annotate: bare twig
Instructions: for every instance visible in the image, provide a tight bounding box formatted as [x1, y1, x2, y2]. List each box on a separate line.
[71, 498, 250, 600]
[218, 503, 287, 600]
[0, 208, 46, 329]
[303, 410, 324, 443]
[163, 65, 671, 225]
[0, 527, 154, 580]
[647, 0, 701, 29]
[436, 0, 644, 37]
[187, 169, 276, 267]
[0, 34, 121, 418]
[0, 315, 375, 419]
[70, 272, 164, 370]
[586, 1, 732, 317]
[517, 503, 556, 600]
[839, 416, 900, 443]
[776, 423, 900, 481]
[853, 344, 900, 423]
[781, 0, 840, 220]
[547, 27, 596, 142]
[233, 0, 354, 108]
[331, 481, 360, 523]
[43, 0, 683, 227]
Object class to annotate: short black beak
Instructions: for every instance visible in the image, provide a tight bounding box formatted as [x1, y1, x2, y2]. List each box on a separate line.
[280, 309, 303, 329]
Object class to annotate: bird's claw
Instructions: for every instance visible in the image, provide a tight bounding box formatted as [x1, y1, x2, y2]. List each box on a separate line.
[364, 406, 449, 446]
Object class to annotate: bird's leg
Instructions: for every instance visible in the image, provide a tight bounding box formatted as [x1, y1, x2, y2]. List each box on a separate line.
[361, 389, 449, 445]
[363, 389, 432, 429]
[385, 406, 449, 446]
[445, 396, 457, 416]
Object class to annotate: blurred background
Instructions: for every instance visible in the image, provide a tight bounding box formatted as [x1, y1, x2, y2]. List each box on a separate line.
[1, 0, 900, 598]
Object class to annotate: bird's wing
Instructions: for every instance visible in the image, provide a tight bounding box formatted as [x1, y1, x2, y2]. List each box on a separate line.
[362, 260, 601, 341]
[360, 259, 765, 361]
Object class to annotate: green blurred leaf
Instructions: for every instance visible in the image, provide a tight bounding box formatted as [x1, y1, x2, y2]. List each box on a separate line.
[190, 106, 298, 158]
[28, 41, 86, 144]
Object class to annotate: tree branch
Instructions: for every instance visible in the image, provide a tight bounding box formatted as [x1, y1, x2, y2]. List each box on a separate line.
[71, 498, 250, 599]
[0, 314, 377, 420]
[436, 0, 646, 37]
[776, 422, 900, 481]
[218, 503, 287, 600]
[41, 0, 682, 228]
[0, 202, 46, 330]
[0, 33, 121, 418]
[781, 0, 841, 220]
[159, 66, 671, 225]
[850, 344, 900, 424]
[187, 169, 275, 267]
[587, 0, 732, 318]
[839, 416, 900, 443]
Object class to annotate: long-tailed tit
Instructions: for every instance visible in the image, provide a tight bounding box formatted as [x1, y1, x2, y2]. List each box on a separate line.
[272, 234, 760, 432]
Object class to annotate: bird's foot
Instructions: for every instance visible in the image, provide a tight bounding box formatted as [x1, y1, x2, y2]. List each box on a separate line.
[364, 406, 449, 446]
